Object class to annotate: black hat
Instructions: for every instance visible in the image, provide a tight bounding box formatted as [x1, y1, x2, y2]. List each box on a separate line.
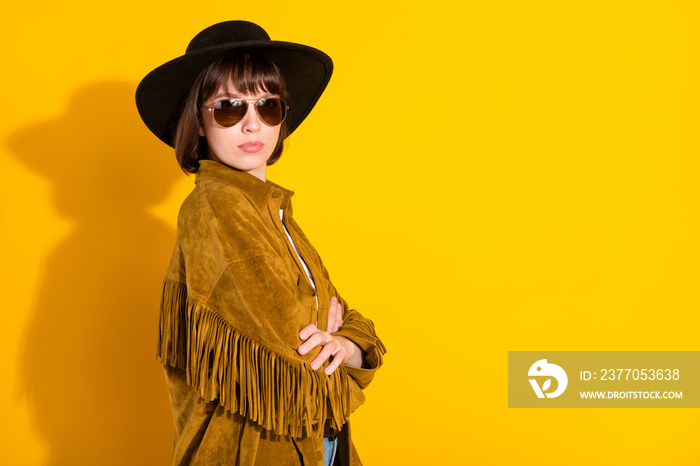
[135, 21, 333, 147]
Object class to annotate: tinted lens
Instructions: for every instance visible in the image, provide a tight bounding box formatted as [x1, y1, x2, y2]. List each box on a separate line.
[256, 98, 287, 126]
[213, 99, 247, 127]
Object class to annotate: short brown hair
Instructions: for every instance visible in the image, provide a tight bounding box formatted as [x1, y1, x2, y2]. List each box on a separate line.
[173, 54, 290, 173]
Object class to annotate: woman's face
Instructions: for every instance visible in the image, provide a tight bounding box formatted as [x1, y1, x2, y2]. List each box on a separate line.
[199, 82, 282, 181]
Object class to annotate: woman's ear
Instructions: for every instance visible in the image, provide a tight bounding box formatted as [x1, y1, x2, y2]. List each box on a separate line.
[199, 125, 206, 137]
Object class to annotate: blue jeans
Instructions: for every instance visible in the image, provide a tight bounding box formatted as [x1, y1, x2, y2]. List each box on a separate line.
[323, 437, 338, 466]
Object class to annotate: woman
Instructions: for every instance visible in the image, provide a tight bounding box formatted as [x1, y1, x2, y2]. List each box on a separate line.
[135, 21, 385, 465]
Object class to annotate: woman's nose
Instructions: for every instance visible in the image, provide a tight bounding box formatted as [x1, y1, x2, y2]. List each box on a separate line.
[240, 104, 261, 133]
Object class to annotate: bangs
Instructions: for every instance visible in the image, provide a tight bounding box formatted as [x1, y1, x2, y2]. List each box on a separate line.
[200, 54, 289, 103]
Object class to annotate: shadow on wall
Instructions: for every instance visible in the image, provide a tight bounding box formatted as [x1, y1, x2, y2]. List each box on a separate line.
[8, 81, 183, 465]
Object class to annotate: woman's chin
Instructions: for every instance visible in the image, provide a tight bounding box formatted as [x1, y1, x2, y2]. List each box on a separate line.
[212, 156, 268, 173]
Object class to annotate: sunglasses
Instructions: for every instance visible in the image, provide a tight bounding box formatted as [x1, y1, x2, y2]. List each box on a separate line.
[203, 97, 288, 128]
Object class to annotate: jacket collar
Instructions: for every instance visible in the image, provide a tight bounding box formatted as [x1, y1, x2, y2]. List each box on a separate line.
[195, 160, 295, 211]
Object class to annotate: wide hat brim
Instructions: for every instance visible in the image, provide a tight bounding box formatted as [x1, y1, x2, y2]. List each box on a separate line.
[135, 21, 333, 147]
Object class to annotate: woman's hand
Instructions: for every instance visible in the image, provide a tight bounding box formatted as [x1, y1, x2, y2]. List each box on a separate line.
[297, 297, 362, 374]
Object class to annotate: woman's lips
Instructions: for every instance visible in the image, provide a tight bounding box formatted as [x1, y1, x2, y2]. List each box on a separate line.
[238, 141, 264, 153]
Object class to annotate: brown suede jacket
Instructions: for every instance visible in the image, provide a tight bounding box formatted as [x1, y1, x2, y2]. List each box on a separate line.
[158, 159, 386, 465]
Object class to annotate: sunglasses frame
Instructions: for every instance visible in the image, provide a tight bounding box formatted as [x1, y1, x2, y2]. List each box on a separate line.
[202, 97, 289, 128]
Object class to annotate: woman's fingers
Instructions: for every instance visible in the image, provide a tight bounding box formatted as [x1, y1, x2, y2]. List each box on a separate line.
[323, 344, 346, 375]
[298, 332, 328, 355]
[327, 297, 344, 333]
[312, 338, 349, 374]
[299, 306, 350, 373]
[310, 339, 338, 370]
[335, 299, 343, 329]
[299, 324, 318, 341]
[298, 325, 329, 355]
[326, 297, 337, 333]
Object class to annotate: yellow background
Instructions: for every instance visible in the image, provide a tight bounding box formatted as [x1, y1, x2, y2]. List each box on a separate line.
[2, 1, 699, 465]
